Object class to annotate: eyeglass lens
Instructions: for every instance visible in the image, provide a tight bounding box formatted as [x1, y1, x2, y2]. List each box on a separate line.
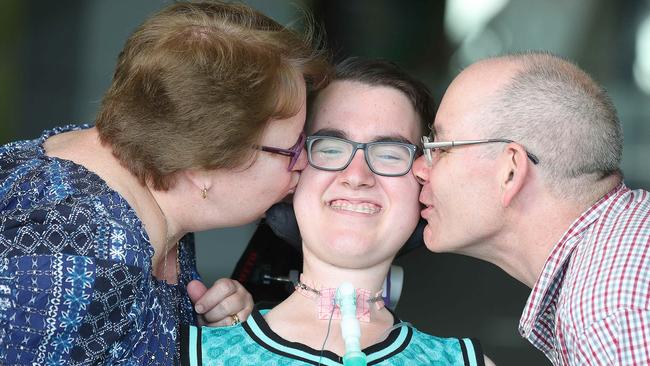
[308, 137, 413, 176]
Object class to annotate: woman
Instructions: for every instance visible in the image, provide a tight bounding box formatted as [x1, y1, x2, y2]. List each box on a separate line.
[0, 1, 328, 364]
[181, 58, 494, 365]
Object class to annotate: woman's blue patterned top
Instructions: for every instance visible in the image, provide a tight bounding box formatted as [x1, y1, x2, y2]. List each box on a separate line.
[0, 125, 199, 365]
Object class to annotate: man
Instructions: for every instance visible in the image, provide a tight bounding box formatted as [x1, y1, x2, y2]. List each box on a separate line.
[413, 52, 650, 365]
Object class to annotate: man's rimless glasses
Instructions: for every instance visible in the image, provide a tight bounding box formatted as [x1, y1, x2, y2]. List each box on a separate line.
[421, 136, 540, 166]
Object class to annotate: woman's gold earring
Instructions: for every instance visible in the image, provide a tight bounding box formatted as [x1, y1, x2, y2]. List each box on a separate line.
[201, 187, 208, 199]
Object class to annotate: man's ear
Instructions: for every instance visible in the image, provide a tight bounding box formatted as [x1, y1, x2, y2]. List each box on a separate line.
[499, 144, 530, 207]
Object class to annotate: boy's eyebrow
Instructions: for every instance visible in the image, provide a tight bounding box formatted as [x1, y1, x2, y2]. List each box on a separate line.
[311, 128, 415, 145]
[311, 128, 346, 139]
[373, 136, 415, 145]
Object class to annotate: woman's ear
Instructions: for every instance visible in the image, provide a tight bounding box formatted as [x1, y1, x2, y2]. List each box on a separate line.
[499, 144, 530, 207]
[183, 169, 213, 193]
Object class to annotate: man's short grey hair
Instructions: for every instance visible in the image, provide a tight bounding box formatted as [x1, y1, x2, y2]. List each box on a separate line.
[485, 52, 622, 200]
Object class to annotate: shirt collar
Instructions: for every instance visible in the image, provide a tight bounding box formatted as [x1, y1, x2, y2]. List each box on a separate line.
[243, 307, 411, 365]
[519, 183, 627, 338]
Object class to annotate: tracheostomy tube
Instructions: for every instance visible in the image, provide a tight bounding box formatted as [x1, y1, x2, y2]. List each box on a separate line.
[336, 282, 367, 366]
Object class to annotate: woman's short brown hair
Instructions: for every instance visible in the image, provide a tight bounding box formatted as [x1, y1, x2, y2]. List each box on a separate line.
[96, 1, 330, 190]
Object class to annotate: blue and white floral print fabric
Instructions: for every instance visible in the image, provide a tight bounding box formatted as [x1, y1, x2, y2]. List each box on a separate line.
[0, 125, 198, 365]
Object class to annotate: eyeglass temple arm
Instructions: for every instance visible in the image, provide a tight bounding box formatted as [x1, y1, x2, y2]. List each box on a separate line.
[259, 146, 293, 156]
[422, 139, 539, 165]
[422, 139, 496, 149]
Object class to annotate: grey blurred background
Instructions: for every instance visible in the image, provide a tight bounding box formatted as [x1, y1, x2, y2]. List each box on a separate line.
[1, 1, 649, 365]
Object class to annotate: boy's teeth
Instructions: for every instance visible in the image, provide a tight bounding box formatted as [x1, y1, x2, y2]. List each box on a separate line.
[329, 200, 381, 214]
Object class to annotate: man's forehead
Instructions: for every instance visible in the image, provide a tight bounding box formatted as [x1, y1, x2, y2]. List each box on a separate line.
[430, 58, 518, 141]
[433, 118, 479, 140]
[431, 121, 450, 139]
[431, 124, 441, 138]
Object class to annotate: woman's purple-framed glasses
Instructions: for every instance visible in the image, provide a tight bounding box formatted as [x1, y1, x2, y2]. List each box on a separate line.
[258, 132, 306, 171]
